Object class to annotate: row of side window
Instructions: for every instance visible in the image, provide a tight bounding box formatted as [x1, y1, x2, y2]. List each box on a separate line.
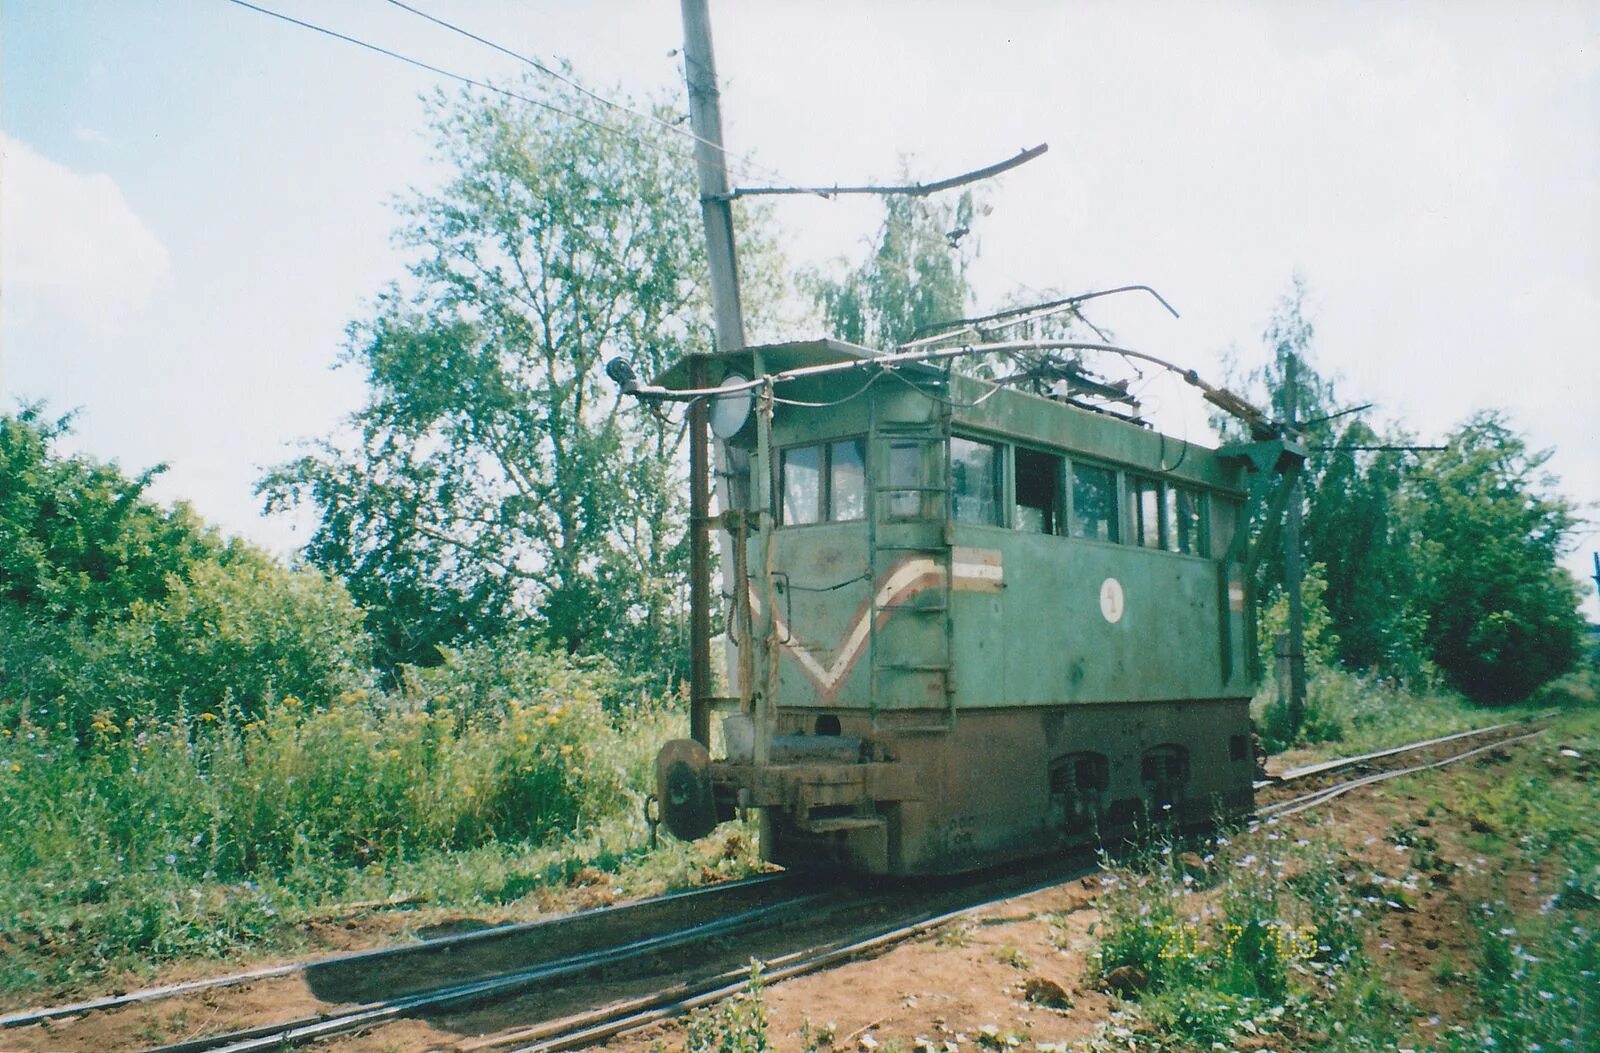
[779, 435, 1215, 558]
[956, 436, 1212, 557]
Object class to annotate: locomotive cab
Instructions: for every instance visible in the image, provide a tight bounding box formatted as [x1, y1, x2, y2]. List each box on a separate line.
[650, 339, 1299, 876]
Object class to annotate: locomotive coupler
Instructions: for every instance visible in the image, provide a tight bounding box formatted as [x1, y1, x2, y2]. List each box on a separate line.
[655, 736, 919, 842]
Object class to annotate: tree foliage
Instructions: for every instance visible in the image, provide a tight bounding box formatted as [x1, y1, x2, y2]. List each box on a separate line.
[261, 78, 758, 682]
[1224, 280, 1586, 703]
[806, 185, 978, 348]
[0, 407, 371, 736]
[0, 405, 219, 624]
[1401, 413, 1585, 703]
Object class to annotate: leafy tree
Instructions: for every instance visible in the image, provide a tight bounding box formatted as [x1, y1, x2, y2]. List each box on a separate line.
[0, 407, 370, 735]
[106, 546, 372, 721]
[1218, 281, 1432, 677]
[1400, 412, 1585, 703]
[0, 405, 219, 624]
[806, 183, 978, 348]
[1218, 280, 1584, 700]
[1302, 418, 1426, 674]
[262, 78, 769, 683]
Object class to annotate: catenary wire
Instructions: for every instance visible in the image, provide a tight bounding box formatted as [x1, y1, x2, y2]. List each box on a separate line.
[223, 0, 715, 172]
[380, 0, 788, 187]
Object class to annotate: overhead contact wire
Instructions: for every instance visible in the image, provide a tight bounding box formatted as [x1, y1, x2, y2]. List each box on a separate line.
[380, 0, 787, 186]
[223, 0, 701, 168]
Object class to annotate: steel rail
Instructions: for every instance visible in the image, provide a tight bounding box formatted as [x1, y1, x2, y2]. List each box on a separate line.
[1264, 715, 1546, 787]
[10, 723, 1554, 1050]
[484, 863, 1103, 1053]
[0, 871, 795, 1031]
[138, 892, 830, 1053]
[1258, 727, 1549, 820]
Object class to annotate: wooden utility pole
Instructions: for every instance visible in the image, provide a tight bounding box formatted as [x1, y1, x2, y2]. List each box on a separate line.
[1281, 355, 1307, 734]
[680, 0, 745, 748]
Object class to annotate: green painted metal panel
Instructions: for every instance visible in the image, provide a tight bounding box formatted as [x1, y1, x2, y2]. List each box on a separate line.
[746, 360, 1253, 713]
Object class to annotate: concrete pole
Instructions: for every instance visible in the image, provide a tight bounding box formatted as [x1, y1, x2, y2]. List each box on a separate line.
[680, 0, 746, 749]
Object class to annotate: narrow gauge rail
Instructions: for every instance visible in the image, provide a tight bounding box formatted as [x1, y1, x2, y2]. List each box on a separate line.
[142, 853, 1101, 1053]
[0, 873, 808, 1049]
[2, 719, 1536, 1053]
[472, 719, 1558, 1053]
[1253, 714, 1554, 815]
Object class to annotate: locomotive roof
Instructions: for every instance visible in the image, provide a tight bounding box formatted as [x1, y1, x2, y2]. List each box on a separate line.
[653, 338, 941, 390]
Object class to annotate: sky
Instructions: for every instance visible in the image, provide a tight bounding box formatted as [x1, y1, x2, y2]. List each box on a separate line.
[3, 0, 1597, 618]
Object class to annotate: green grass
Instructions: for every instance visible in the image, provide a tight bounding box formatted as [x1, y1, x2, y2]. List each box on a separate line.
[1253, 661, 1546, 760]
[0, 688, 763, 1001]
[1433, 707, 1600, 1052]
[1079, 705, 1600, 1052]
[1077, 829, 1404, 1052]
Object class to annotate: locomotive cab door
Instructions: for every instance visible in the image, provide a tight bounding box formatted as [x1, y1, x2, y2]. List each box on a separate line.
[866, 392, 956, 727]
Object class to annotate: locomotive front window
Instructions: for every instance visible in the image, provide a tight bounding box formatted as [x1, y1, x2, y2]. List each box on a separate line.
[951, 437, 1002, 526]
[781, 446, 822, 525]
[782, 440, 867, 525]
[828, 440, 865, 522]
[1014, 447, 1061, 533]
[1070, 464, 1119, 542]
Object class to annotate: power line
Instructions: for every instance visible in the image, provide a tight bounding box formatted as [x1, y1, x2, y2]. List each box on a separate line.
[380, 0, 784, 187]
[222, 0, 699, 167]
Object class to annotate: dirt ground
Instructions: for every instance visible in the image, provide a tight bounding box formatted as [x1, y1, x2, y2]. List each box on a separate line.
[598, 735, 1585, 1053]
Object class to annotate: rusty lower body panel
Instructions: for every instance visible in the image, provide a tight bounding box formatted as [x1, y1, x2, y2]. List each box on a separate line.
[708, 699, 1253, 876]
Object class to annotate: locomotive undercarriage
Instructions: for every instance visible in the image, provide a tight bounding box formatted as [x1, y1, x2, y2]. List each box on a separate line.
[695, 698, 1254, 876]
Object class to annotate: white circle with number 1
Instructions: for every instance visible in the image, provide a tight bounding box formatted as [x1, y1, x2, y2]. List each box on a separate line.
[1099, 577, 1125, 623]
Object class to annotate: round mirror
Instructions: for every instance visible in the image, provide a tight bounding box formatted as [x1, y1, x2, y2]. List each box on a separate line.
[709, 373, 753, 439]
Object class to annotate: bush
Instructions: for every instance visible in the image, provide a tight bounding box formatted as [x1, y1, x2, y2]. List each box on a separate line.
[0, 405, 221, 625]
[0, 644, 686, 992]
[6, 549, 372, 739]
[111, 548, 372, 722]
[684, 963, 771, 1053]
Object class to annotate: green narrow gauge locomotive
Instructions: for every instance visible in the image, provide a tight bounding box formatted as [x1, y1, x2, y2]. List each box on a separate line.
[633, 332, 1302, 876]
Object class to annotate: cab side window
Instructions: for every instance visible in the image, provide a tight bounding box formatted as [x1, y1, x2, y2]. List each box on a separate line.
[1014, 447, 1062, 533]
[886, 440, 927, 519]
[1070, 463, 1119, 542]
[1131, 475, 1166, 548]
[781, 445, 822, 525]
[828, 440, 866, 521]
[1173, 486, 1207, 556]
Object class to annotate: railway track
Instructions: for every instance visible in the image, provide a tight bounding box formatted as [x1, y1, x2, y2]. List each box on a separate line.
[1253, 714, 1554, 817]
[2, 716, 1552, 1053]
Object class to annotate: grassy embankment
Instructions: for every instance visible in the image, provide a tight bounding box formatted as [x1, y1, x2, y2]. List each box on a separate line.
[1249, 660, 1575, 763]
[2, 633, 1585, 1009]
[0, 663, 760, 1003]
[1075, 703, 1599, 1051]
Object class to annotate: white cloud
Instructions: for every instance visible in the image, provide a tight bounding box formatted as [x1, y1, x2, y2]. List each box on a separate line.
[0, 134, 169, 320]
[72, 127, 110, 146]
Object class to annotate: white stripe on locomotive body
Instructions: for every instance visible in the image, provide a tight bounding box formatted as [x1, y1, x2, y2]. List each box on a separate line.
[748, 549, 1002, 698]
